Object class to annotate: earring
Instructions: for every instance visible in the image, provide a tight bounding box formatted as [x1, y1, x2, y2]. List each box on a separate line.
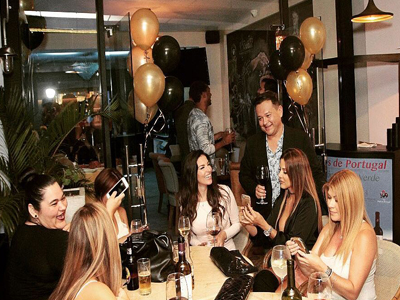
[34, 214, 38, 218]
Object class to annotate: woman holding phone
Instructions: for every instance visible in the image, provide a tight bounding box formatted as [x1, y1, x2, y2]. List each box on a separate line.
[94, 168, 129, 241]
[286, 170, 377, 300]
[240, 148, 322, 292]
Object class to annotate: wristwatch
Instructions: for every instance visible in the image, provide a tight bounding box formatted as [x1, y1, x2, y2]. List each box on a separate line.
[263, 226, 273, 237]
[325, 266, 333, 277]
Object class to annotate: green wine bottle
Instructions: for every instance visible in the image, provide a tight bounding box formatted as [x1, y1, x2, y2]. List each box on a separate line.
[281, 259, 302, 300]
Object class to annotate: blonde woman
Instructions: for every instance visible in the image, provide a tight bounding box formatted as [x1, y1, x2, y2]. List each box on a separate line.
[287, 169, 377, 300]
[49, 203, 128, 300]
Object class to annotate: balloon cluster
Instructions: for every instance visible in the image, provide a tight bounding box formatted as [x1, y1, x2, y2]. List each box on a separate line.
[128, 8, 184, 124]
[269, 17, 326, 106]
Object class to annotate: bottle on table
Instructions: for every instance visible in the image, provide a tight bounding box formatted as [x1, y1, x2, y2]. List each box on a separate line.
[126, 235, 139, 290]
[374, 211, 383, 240]
[281, 259, 302, 300]
[175, 236, 193, 300]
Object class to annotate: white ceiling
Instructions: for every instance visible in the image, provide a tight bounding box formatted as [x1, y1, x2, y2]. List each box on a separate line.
[31, 0, 279, 32]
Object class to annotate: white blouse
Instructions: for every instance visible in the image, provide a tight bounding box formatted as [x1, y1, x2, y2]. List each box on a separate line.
[190, 185, 241, 250]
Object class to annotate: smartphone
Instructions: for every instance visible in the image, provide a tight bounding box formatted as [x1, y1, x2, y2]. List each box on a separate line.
[241, 194, 251, 207]
[106, 177, 129, 199]
[291, 237, 309, 254]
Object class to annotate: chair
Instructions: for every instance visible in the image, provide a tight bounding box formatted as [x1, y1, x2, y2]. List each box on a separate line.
[233, 225, 249, 254]
[375, 239, 400, 300]
[229, 161, 246, 206]
[158, 158, 180, 234]
[169, 144, 181, 163]
[149, 152, 168, 213]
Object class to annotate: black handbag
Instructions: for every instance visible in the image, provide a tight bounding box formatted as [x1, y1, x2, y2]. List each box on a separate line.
[210, 247, 258, 278]
[120, 230, 175, 282]
[214, 275, 254, 300]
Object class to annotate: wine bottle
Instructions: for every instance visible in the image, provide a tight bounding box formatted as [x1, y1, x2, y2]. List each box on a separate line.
[281, 259, 302, 300]
[126, 235, 139, 290]
[374, 211, 383, 240]
[175, 236, 193, 300]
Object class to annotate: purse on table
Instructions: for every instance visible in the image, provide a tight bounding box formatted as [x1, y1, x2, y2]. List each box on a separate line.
[210, 247, 258, 278]
[214, 275, 254, 300]
[120, 230, 175, 282]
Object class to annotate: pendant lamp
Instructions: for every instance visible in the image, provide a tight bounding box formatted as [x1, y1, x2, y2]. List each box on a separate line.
[352, 0, 393, 23]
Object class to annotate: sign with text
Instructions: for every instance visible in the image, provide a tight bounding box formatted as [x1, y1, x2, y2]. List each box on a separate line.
[327, 156, 393, 240]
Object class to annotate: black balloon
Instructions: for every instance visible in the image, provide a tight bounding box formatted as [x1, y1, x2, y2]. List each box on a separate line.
[153, 36, 181, 73]
[269, 50, 289, 81]
[280, 36, 305, 71]
[158, 76, 184, 113]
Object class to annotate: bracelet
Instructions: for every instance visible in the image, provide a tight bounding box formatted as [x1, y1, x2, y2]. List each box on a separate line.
[325, 266, 333, 278]
[331, 273, 337, 289]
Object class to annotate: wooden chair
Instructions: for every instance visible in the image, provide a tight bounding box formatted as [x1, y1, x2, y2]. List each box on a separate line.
[149, 152, 167, 213]
[158, 158, 180, 234]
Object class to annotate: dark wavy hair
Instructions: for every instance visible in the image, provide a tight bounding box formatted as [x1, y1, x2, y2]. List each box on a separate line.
[94, 168, 122, 202]
[178, 150, 227, 225]
[19, 168, 57, 219]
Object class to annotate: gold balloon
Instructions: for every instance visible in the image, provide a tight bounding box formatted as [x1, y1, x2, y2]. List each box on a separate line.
[128, 92, 158, 124]
[300, 17, 326, 55]
[127, 47, 154, 77]
[130, 8, 159, 50]
[286, 70, 313, 105]
[134, 63, 165, 107]
[301, 48, 314, 70]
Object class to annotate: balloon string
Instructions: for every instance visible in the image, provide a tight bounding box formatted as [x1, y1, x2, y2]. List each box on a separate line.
[142, 109, 166, 164]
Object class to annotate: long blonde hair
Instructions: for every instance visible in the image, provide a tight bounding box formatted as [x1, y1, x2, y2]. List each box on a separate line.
[279, 148, 322, 232]
[318, 169, 372, 264]
[49, 203, 121, 300]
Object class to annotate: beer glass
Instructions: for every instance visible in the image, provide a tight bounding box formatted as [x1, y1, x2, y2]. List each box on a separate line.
[137, 258, 151, 296]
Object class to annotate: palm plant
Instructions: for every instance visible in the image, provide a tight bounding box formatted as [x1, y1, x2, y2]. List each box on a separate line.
[0, 88, 122, 237]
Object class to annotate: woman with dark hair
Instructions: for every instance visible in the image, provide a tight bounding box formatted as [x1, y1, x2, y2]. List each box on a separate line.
[242, 148, 322, 250]
[94, 168, 129, 241]
[4, 169, 69, 300]
[49, 203, 129, 300]
[241, 148, 322, 292]
[178, 150, 240, 250]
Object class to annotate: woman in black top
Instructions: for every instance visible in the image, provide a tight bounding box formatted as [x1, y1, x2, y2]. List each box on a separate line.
[241, 148, 322, 292]
[3, 170, 69, 300]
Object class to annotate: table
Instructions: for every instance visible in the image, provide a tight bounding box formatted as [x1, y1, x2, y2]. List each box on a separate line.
[126, 246, 283, 300]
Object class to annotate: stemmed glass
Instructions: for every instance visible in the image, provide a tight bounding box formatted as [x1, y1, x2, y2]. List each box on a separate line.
[225, 128, 234, 153]
[166, 272, 189, 300]
[307, 272, 332, 300]
[271, 245, 291, 295]
[206, 211, 221, 247]
[256, 165, 269, 204]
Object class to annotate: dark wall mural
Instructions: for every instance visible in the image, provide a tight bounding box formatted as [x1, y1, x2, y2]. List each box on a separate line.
[227, 0, 317, 141]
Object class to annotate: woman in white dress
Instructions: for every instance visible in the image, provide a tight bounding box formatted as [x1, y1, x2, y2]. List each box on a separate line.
[178, 150, 240, 250]
[49, 202, 128, 300]
[94, 168, 129, 241]
[287, 169, 377, 300]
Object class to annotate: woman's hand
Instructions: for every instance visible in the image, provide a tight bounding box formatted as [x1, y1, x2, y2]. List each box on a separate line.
[242, 205, 267, 228]
[105, 192, 125, 216]
[255, 184, 266, 200]
[215, 230, 227, 247]
[286, 240, 300, 256]
[295, 250, 326, 277]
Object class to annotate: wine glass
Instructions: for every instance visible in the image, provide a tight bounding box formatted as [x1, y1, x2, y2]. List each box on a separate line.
[307, 272, 332, 300]
[166, 272, 189, 300]
[271, 245, 290, 295]
[217, 158, 225, 176]
[225, 128, 234, 153]
[206, 211, 221, 247]
[130, 219, 143, 239]
[178, 216, 190, 238]
[256, 165, 269, 205]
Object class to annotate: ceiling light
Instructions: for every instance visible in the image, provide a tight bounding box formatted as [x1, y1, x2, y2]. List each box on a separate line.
[45, 88, 56, 99]
[352, 0, 393, 23]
